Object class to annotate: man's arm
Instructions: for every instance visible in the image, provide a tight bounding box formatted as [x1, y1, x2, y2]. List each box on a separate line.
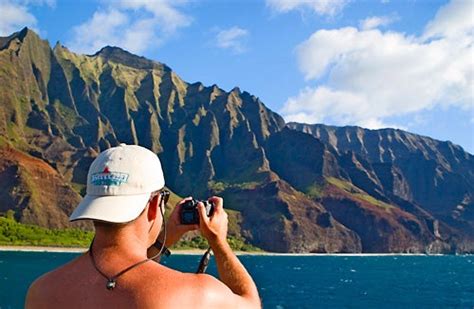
[197, 197, 261, 308]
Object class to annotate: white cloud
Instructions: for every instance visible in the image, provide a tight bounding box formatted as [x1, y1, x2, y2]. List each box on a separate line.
[68, 9, 131, 53]
[423, 0, 474, 39]
[67, 0, 191, 55]
[215, 26, 249, 54]
[266, 0, 349, 16]
[0, 0, 47, 35]
[360, 118, 407, 131]
[109, 0, 190, 33]
[0, 0, 57, 36]
[282, 86, 408, 129]
[281, 0, 474, 130]
[359, 15, 397, 30]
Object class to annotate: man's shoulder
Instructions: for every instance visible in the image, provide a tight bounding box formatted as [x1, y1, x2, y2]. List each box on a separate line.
[26, 255, 84, 305]
[132, 264, 224, 303]
[142, 265, 235, 307]
[40, 254, 84, 281]
[141, 262, 217, 286]
[176, 273, 240, 308]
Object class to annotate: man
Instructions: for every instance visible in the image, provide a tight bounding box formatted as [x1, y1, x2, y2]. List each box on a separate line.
[26, 144, 260, 308]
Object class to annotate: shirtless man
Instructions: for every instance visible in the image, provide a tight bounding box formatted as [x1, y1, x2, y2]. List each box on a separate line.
[25, 144, 260, 308]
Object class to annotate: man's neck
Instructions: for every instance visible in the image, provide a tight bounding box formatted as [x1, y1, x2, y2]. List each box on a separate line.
[92, 228, 149, 261]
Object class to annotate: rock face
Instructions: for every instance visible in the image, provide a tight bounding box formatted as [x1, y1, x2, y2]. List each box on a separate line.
[220, 180, 362, 253]
[287, 123, 474, 216]
[287, 123, 474, 252]
[0, 147, 89, 229]
[0, 28, 473, 253]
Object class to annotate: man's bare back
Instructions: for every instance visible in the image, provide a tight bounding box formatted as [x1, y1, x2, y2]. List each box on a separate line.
[27, 251, 236, 308]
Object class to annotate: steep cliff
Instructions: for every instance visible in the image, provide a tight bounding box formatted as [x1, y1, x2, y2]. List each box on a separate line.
[287, 123, 474, 252]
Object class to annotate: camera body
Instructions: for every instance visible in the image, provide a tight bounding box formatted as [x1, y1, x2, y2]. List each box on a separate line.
[180, 199, 214, 225]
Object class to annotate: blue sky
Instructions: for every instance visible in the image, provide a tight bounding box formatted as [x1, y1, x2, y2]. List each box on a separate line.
[1, 0, 473, 153]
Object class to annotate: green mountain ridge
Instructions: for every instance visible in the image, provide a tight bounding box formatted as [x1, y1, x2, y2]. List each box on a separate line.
[0, 28, 473, 253]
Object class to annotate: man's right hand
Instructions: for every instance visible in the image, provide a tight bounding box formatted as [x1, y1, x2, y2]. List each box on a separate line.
[197, 196, 228, 245]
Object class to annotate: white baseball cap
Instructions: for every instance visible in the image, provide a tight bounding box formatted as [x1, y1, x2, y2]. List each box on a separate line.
[69, 144, 165, 223]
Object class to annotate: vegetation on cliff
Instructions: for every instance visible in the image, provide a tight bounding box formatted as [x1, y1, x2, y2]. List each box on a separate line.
[0, 213, 261, 251]
[0, 213, 93, 247]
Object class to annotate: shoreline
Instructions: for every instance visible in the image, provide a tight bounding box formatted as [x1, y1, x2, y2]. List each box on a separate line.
[0, 246, 471, 256]
[0, 246, 205, 255]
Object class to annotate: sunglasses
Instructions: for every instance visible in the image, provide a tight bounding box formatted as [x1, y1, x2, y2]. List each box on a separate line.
[149, 189, 170, 208]
[160, 190, 170, 206]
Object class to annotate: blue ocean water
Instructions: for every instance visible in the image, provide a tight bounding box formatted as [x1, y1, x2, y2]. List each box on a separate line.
[0, 252, 473, 308]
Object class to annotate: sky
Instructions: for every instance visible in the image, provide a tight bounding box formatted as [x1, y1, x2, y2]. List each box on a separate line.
[1, 0, 473, 153]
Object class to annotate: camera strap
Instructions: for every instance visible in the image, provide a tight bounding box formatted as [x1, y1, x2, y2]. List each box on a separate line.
[196, 247, 212, 274]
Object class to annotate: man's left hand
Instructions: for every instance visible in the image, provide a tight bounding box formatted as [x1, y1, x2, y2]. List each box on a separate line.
[158, 197, 199, 247]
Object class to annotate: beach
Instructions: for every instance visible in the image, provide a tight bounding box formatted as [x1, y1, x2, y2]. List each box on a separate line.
[1, 245, 454, 256]
[0, 245, 203, 254]
[0, 245, 271, 255]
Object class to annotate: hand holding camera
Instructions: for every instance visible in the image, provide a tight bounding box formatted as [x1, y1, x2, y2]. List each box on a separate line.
[154, 197, 200, 249]
[157, 196, 226, 249]
[180, 199, 215, 225]
[195, 196, 228, 244]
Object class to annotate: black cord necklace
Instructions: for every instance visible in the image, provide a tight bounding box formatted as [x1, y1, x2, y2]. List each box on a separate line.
[88, 196, 167, 291]
[89, 242, 151, 290]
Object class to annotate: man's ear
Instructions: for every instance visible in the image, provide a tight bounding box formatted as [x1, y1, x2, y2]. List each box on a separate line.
[147, 195, 159, 222]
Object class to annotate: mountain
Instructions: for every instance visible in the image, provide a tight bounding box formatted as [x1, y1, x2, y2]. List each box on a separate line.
[0, 28, 472, 253]
[0, 146, 87, 229]
[286, 124, 474, 219]
[286, 123, 474, 252]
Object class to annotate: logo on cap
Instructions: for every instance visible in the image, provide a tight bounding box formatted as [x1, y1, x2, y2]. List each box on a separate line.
[91, 167, 129, 186]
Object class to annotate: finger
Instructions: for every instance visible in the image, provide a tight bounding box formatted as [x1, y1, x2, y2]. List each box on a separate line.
[176, 196, 193, 207]
[172, 197, 193, 215]
[197, 202, 210, 225]
[209, 196, 224, 213]
[176, 223, 199, 231]
[188, 224, 199, 231]
[175, 226, 194, 235]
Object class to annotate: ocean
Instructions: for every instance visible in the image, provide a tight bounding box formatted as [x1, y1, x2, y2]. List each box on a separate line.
[0, 251, 473, 308]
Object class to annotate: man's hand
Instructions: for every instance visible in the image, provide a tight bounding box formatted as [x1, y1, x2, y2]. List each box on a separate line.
[159, 197, 199, 247]
[197, 196, 228, 245]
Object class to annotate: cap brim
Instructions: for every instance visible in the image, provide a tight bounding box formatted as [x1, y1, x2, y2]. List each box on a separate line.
[69, 193, 151, 223]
